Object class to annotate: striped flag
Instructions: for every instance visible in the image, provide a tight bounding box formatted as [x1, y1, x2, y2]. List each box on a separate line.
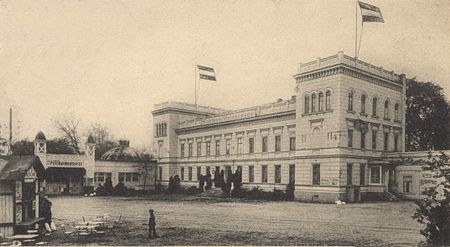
[197, 65, 216, 81]
[358, 1, 384, 23]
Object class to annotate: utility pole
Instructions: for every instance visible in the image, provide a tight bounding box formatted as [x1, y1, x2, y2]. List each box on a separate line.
[8, 107, 12, 155]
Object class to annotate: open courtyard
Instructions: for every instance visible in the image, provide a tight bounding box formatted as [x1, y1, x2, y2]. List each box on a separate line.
[44, 195, 424, 246]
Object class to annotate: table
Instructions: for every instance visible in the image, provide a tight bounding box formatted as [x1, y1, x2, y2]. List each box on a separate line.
[10, 234, 39, 240]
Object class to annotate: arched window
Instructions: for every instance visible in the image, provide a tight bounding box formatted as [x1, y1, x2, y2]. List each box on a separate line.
[348, 91, 354, 111]
[311, 93, 317, 112]
[384, 100, 389, 119]
[372, 97, 378, 116]
[304, 95, 310, 114]
[361, 94, 366, 113]
[318, 92, 324, 112]
[394, 103, 399, 121]
[325, 91, 331, 110]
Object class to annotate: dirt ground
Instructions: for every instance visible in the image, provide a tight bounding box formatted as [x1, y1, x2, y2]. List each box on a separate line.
[44, 195, 424, 246]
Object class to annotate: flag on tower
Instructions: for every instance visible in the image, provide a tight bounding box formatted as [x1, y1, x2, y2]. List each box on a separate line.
[197, 65, 216, 81]
[358, 1, 384, 23]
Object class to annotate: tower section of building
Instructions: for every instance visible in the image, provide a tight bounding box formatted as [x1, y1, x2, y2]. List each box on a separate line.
[293, 51, 406, 201]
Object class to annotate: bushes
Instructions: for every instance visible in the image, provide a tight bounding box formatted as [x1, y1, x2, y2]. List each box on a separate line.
[232, 186, 288, 201]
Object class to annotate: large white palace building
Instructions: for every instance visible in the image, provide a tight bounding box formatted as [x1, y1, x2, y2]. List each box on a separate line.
[152, 52, 433, 202]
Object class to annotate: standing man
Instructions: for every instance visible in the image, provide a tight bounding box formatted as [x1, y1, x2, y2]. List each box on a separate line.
[148, 209, 158, 239]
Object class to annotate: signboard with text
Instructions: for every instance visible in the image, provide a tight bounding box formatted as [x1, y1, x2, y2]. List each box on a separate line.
[47, 160, 85, 168]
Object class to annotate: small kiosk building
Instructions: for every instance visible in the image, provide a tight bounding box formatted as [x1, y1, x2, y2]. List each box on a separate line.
[0, 155, 45, 238]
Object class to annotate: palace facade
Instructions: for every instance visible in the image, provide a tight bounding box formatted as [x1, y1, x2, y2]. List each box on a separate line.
[152, 51, 431, 202]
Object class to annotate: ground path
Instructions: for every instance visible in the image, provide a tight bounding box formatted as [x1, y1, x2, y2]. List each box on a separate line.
[50, 196, 424, 246]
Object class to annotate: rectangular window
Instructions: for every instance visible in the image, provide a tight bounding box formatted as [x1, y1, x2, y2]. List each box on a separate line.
[94, 172, 105, 183]
[289, 137, 296, 151]
[132, 173, 139, 182]
[226, 139, 231, 155]
[158, 166, 163, 180]
[215, 166, 220, 177]
[206, 166, 210, 175]
[249, 138, 254, 153]
[274, 165, 281, 184]
[248, 165, 254, 183]
[370, 166, 381, 184]
[197, 142, 202, 156]
[180, 167, 185, 181]
[197, 166, 201, 181]
[348, 129, 353, 148]
[215, 140, 220, 156]
[180, 144, 185, 158]
[275, 135, 281, 152]
[360, 164, 365, 185]
[372, 130, 377, 150]
[289, 164, 295, 184]
[394, 134, 399, 152]
[237, 138, 243, 154]
[125, 173, 132, 182]
[261, 165, 268, 183]
[312, 164, 320, 185]
[262, 136, 268, 152]
[188, 167, 193, 181]
[206, 141, 211, 156]
[188, 143, 193, 157]
[347, 163, 353, 185]
[361, 131, 366, 149]
[384, 133, 389, 151]
[118, 172, 125, 182]
[403, 175, 413, 193]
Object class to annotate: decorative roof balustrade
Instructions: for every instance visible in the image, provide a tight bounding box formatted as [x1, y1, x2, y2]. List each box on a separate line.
[177, 97, 296, 129]
[296, 51, 402, 84]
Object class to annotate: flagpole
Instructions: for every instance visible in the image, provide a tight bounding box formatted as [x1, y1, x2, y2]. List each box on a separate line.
[355, 0, 358, 63]
[194, 65, 198, 112]
[357, 22, 364, 59]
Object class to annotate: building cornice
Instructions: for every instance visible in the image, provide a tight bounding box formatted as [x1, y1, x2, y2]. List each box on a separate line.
[176, 109, 296, 133]
[295, 65, 403, 92]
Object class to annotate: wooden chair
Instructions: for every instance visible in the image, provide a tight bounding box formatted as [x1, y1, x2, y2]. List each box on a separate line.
[60, 224, 75, 240]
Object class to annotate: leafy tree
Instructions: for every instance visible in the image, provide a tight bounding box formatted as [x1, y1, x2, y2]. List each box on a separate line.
[11, 140, 34, 155]
[413, 152, 450, 245]
[406, 79, 450, 151]
[47, 138, 76, 154]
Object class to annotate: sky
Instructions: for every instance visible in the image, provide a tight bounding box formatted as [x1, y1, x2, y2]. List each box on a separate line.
[0, 0, 449, 148]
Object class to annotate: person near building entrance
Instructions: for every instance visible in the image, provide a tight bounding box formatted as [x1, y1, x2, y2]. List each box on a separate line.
[148, 209, 158, 239]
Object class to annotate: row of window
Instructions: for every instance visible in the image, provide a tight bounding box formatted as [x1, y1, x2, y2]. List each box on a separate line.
[312, 163, 381, 186]
[94, 172, 139, 183]
[348, 128, 401, 152]
[94, 172, 112, 183]
[304, 90, 332, 114]
[347, 92, 401, 121]
[177, 164, 381, 185]
[118, 172, 139, 182]
[180, 136, 296, 158]
[179, 165, 296, 184]
[155, 122, 167, 137]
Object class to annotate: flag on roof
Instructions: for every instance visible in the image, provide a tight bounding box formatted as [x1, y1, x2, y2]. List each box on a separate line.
[197, 65, 216, 81]
[358, 1, 384, 23]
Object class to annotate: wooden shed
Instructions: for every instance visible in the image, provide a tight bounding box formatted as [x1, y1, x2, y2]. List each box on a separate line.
[0, 155, 45, 238]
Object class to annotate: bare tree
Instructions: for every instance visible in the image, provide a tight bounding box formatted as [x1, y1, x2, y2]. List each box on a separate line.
[54, 115, 83, 154]
[88, 123, 113, 146]
[86, 123, 119, 160]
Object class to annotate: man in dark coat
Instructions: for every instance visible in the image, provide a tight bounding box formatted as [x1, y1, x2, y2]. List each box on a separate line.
[148, 209, 158, 239]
